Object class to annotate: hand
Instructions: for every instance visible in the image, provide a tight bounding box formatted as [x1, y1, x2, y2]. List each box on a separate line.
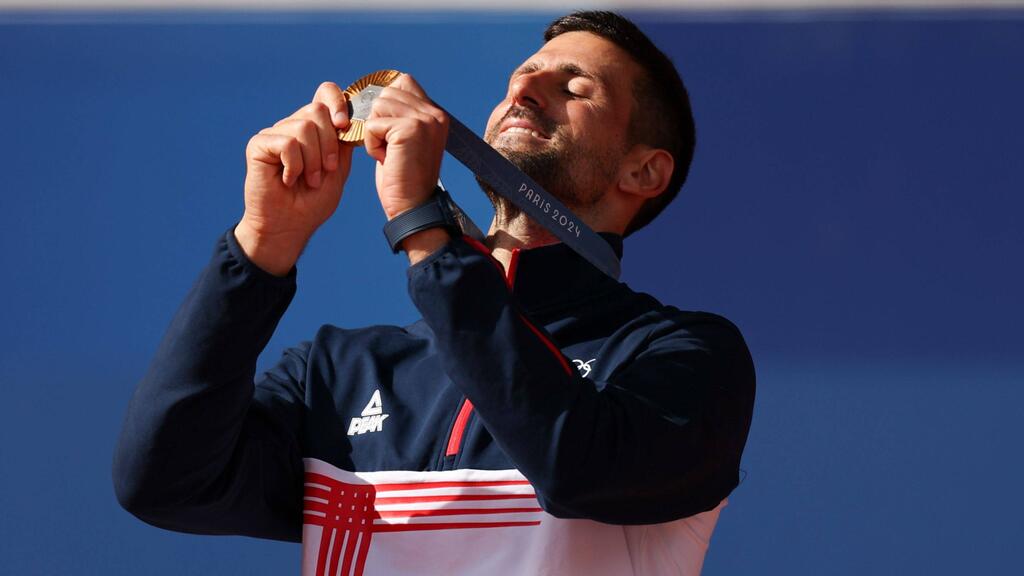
[235, 82, 354, 276]
[362, 74, 449, 221]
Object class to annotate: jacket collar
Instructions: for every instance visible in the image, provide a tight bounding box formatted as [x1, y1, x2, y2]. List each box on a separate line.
[506, 233, 624, 314]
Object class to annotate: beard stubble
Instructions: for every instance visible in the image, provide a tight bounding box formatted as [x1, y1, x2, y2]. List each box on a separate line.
[479, 106, 621, 227]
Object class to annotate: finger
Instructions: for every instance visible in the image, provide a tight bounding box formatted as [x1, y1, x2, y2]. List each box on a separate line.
[294, 101, 340, 172]
[375, 87, 448, 129]
[390, 73, 429, 100]
[362, 117, 388, 165]
[338, 140, 357, 164]
[272, 118, 323, 188]
[376, 85, 424, 108]
[369, 94, 439, 125]
[313, 81, 350, 129]
[247, 133, 304, 187]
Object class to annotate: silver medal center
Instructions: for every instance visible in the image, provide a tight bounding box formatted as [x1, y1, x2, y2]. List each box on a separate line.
[350, 84, 385, 121]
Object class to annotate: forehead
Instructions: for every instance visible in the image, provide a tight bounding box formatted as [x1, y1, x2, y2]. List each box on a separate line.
[518, 31, 641, 93]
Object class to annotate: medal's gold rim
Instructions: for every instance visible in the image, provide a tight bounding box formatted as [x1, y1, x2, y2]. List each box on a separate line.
[338, 69, 402, 145]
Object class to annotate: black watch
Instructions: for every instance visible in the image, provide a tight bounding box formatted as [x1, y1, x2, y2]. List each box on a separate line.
[382, 186, 463, 253]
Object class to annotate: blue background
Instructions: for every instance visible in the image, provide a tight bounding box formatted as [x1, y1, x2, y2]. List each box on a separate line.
[1, 9, 1022, 574]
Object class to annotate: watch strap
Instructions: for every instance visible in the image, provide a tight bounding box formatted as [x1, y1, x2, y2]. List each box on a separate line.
[383, 186, 462, 253]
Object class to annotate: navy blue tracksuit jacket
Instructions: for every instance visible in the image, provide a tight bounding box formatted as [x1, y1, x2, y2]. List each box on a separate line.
[113, 228, 755, 575]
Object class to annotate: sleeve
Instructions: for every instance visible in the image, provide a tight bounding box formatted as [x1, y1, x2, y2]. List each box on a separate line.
[112, 228, 308, 542]
[408, 237, 755, 525]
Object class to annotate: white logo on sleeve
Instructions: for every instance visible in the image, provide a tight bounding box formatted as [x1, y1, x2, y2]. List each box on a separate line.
[348, 389, 390, 436]
[572, 358, 596, 378]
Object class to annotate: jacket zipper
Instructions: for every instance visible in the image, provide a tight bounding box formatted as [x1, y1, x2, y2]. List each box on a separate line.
[445, 247, 521, 458]
[445, 398, 475, 457]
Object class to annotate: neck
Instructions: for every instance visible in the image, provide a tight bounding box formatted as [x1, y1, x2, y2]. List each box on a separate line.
[482, 189, 633, 270]
[484, 212, 560, 271]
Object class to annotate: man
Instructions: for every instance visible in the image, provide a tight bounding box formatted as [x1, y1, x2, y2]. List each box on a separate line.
[114, 11, 754, 576]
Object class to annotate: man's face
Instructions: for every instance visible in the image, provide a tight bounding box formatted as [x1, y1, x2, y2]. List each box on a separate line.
[483, 31, 642, 216]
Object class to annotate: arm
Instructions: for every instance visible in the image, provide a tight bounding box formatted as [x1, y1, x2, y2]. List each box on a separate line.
[408, 238, 755, 524]
[113, 82, 356, 539]
[113, 230, 308, 541]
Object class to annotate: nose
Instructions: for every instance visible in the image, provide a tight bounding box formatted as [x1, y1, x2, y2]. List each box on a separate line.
[508, 72, 546, 110]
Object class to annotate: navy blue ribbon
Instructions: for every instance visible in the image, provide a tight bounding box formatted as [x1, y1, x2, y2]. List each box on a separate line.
[444, 114, 621, 279]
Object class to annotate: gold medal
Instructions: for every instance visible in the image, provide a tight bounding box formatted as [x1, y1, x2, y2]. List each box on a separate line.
[337, 69, 402, 145]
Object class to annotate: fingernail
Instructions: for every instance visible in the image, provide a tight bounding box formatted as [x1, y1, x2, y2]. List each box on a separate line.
[326, 153, 338, 170]
[309, 170, 322, 188]
[333, 111, 348, 125]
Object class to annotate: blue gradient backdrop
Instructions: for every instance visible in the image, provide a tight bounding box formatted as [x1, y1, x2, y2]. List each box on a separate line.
[1, 10, 1022, 575]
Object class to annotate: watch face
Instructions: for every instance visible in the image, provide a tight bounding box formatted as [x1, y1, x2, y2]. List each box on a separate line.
[338, 69, 402, 145]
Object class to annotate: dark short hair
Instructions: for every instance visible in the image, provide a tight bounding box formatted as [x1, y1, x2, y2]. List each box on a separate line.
[544, 11, 695, 236]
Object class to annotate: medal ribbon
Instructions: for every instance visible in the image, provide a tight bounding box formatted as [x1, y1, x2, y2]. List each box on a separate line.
[342, 72, 621, 279]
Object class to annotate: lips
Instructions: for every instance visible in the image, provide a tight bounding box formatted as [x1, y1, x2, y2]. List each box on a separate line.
[495, 106, 555, 141]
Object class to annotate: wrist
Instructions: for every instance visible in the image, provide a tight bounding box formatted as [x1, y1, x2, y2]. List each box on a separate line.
[233, 219, 307, 277]
[383, 185, 461, 257]
[402, 228, 452, 266]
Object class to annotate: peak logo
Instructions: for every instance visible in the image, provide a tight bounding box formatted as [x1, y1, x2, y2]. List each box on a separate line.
[348, 390, 389, 436]
[572, 358, 596, 378]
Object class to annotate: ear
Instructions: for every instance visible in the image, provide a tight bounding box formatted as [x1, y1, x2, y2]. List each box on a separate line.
[617, 146, 674, 200]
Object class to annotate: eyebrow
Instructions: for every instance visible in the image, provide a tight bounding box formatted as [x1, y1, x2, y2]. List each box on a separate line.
[512, 61, 598, 82]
